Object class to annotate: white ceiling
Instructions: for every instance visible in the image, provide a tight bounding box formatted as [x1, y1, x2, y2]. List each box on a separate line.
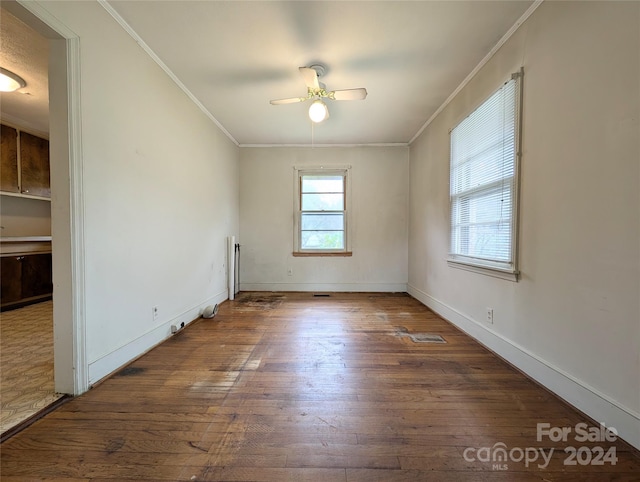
[1, 1, 535, 145]
[0, 8, 49, 134]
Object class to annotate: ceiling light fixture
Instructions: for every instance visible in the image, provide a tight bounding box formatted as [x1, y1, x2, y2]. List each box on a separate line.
[0, 67, 27, 92]
[308, 99, 329, 123]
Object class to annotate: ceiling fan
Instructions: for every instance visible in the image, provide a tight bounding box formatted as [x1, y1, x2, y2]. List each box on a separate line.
[270, 65, 367, 123]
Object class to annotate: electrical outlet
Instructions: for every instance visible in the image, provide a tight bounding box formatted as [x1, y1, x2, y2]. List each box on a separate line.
[486, 307, 494, 324]
[287, 268, 293, 276]
[152, 306, 159, 321]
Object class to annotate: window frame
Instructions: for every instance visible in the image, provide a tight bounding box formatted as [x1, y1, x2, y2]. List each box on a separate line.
[447, 70, 523, 281]
[293, 166, 352, 257]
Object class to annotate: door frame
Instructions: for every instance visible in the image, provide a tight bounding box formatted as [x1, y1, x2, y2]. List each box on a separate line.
[9, 0, 88, 395]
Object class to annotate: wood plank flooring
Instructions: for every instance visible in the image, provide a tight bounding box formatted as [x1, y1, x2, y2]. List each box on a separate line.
[1, 292, 638, 480]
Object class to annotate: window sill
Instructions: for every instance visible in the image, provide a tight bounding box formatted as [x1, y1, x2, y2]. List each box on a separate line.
[293, 251, 353, 257]
[447, 258, 519, 282]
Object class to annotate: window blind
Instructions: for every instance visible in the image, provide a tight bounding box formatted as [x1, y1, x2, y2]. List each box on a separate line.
[450, 75, 520, 272]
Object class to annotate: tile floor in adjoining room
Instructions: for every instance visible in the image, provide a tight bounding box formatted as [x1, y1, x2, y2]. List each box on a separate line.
[1, 300, 63, 434]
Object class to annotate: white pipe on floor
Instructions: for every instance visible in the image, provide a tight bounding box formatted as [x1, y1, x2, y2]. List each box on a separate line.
[228, 236, 235, 300]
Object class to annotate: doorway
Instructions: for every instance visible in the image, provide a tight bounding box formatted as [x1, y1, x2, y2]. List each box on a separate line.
[0, 0, 86, 436]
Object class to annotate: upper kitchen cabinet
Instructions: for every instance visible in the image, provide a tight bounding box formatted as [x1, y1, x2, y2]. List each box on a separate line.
[0, 123, 50, 200]
[20, 131, 50, 198]
[1, 124, 19, 193]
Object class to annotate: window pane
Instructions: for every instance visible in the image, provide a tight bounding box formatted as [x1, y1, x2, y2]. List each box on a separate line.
[453, 184, 513, 225]
[301, 193, 344, 211]
[302, 175, 344, 193]
[452, 221, 511, 261]
[297, 171, 348, 252]
[450, 138, 515, 194]
[301, 231, 344, 250]
[301, 213, 344, 231]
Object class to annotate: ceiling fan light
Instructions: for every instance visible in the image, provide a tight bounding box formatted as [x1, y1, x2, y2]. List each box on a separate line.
[308, 99, 329, 123]
[0, 67, 26, 92]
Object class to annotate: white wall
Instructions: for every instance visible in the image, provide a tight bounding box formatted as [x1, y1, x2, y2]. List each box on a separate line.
[408, 1, 639, 447]
[37, 1, 240, 385]
[240, 146, 408, 292]
[0, 195, 51, 236]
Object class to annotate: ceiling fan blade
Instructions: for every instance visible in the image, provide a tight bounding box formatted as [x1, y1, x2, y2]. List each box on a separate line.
[270, 97, 307, 105]
[329, 88, 368, 101]
[299, 67, 319, 90]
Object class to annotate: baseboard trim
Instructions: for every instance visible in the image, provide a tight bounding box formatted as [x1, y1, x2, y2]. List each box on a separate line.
[87, 289, 228, 385]
[239, 282, 407, 292]
[407, 284, 640, 451]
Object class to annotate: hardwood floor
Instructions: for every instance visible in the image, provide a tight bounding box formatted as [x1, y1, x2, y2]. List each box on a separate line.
[1, 292, 638, 481]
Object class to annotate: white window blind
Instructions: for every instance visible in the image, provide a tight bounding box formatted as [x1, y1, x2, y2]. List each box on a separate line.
[449, 73, 521, 276]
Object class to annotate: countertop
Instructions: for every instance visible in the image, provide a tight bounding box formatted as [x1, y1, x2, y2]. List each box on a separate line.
[1, 236, 52, 243]
[1, 236, 52, 256]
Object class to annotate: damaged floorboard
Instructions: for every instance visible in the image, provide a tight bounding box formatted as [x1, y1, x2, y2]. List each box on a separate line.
[1, 292, 638, 481]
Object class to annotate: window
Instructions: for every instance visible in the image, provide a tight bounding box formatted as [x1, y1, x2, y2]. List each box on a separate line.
[449, 71, 522, 280]
[294, 168, 351, 256]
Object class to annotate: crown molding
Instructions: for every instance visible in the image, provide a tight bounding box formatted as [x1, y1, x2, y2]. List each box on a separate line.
[98, 0, 239, 147]
[239, 143, 408, 148]
[409, 0, 544, 145]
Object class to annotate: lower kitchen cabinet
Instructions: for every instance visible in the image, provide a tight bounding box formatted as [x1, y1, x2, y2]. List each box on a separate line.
[1, 253, 52, 310]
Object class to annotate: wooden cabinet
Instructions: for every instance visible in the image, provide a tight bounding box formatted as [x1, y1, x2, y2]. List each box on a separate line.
[20, 132, 51, 198]
[1, 253, 52, 310]
[22, 254, 53, 299]
[1, 257, 22, 304]
[1, 124, 19, 193]
[0, 123, 50, 199]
